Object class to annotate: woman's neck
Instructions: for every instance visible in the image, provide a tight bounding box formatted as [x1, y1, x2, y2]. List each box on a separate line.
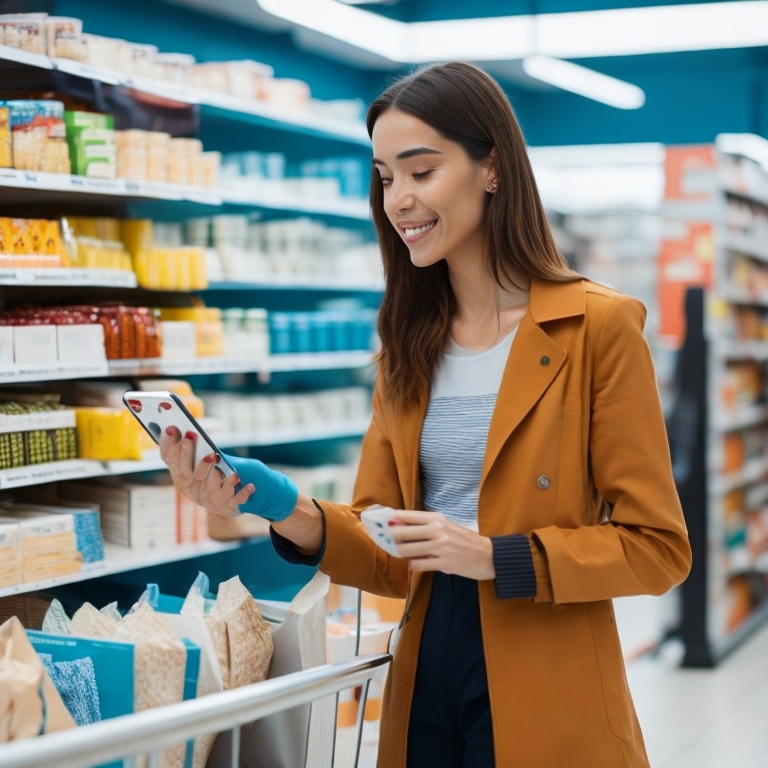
[448, 263, 530, 351]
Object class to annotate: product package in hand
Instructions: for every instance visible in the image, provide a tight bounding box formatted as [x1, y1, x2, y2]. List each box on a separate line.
[360, 505, 401, 557]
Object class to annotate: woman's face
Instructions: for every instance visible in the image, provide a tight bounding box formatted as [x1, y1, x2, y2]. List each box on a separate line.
[371, 107, 494, 269]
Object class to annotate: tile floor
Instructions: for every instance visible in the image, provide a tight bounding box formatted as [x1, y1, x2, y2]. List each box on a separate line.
[358, 594, 768, 767]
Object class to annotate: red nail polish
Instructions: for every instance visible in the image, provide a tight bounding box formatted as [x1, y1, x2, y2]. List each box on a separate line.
[203, 453, 217, 464]
[165, 426, 177, 436]
[185, 431, 196, 441]
[388, 520, 396, 527]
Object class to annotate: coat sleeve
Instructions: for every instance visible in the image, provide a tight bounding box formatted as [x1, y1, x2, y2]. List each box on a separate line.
[317, 382, 411, 598]
[530, 294, 692, 603]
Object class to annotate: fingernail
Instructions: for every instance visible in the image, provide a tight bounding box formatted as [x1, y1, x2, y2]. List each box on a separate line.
[165, 426, 178, 436]
[203, 453, 218, 464]
[388, 520, 396, 527]
[185, 431, 196, 441]
[233, 474, 241, 485]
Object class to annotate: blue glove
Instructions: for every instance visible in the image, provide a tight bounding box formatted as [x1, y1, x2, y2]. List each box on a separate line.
[221, 452, 299, 522]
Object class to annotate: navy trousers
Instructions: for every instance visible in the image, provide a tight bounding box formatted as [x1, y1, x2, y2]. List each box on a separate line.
[406, 572, 495, 768]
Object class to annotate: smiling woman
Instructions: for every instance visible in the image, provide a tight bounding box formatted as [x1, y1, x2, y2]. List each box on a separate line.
[160, 61, 692, 768]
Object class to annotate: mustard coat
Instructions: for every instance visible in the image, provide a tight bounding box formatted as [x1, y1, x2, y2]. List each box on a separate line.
[318, 277, 692, 768]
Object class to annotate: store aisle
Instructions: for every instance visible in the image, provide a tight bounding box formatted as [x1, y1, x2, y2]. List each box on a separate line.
[357, 601, 768, 768]
[628, 621, 768, 768]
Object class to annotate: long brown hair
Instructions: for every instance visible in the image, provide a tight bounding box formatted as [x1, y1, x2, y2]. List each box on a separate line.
[367, 61, 576, 407]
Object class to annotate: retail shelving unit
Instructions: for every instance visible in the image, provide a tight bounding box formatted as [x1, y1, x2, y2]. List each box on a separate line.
[665, 137, 768, 666]
[0, 40, 378, 604]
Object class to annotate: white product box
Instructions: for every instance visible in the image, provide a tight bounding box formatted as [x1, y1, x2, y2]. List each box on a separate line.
[57, 323, 106, 364]
[160, 321, 197, 360]
[0, 326, 13, 368]
[13, 324, 58, 366]
[60, 481, 177, 550]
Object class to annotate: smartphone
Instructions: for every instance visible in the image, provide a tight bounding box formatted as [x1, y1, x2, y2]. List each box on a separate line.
[123, 390, 236, 479]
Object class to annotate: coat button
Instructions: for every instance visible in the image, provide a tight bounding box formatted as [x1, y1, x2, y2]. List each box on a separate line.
[537, 475, 551, 490]
[540, 355, 550, 366]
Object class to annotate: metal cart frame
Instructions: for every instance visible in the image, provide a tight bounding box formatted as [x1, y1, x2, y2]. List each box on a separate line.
[0, 653, 391, 768]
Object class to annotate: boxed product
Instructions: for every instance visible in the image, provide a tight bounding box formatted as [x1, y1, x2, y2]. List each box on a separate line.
[0, 512, 81, 582]
[74, 407, 151, 461]
[64, 110, 116, 179]
[0, 13, 48, 54]
[0, 519, 23, 587]
[0, 501, 104, 564]
[59, 479, 177, 550]
[7, 100, 71, 174]
[45, 16, 86, 61]
[0, 103, 11, 168]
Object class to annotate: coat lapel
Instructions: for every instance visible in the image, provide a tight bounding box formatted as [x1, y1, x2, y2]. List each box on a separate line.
[481, 277, 586, 486]
[389, 278, 588, 507]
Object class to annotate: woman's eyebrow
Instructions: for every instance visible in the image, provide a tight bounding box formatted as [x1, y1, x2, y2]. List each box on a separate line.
[372, 147, 442, 165]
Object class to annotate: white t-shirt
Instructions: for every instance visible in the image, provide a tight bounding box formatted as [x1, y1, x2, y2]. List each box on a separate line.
[419, 328, 517, 530]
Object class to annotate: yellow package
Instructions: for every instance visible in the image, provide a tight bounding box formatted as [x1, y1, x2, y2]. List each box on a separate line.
[75, 407, 152, 461]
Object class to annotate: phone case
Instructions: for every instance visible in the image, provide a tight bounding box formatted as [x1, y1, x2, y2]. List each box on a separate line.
[123, 390, 235, 477]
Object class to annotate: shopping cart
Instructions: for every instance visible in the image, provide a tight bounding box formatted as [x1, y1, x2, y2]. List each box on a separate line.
[0, 652, 391, 768]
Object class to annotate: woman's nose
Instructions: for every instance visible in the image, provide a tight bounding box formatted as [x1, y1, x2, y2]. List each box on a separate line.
[389, 182, 415, 212]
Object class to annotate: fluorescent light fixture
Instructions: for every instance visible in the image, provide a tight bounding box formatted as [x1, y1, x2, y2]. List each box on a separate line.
[522, 55, 645, 109]
[257, 1, 768, 61]
[257, 0, 407, 61]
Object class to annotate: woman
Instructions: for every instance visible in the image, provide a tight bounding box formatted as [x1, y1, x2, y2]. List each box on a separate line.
[160, 62, 692, 768]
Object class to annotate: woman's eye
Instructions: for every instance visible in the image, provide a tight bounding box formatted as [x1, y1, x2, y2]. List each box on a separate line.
[413, 170, 433, 180]
[380, 177, 393, 187]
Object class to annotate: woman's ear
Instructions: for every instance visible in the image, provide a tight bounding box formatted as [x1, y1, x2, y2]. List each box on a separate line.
[485, 148, 499, 192]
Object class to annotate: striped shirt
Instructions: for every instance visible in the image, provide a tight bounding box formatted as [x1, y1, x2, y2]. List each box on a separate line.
[420, 328, 517, 530]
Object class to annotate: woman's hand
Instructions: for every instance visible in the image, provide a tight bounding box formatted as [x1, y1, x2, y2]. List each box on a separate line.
[159, 426, 252, 518]
[388, 510, 495, 581]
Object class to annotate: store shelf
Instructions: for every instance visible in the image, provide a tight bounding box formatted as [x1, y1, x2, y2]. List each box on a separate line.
[0, 168, 367, 222]
[0, 45, 369, 147]
[713, 402, 768, 432]
[712, 456, 768, 496]
[0, 418, 369, 490]
[0, 267, 137, 288]
[722, 233, 768, 264]
[0, 361, 110, 385]
[206, 276, 383, 292]
[0, 167, 220, 205]
[219, 188, 370, 220]
[0, 351, 374, 386]
[0, 539, 252, 599]
[714, 340, 768, 362]
[142, 350, 375, 377]
[722, 182, 768, 210]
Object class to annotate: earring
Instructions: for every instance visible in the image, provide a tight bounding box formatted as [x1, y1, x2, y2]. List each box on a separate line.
[486, 181, 498, 193]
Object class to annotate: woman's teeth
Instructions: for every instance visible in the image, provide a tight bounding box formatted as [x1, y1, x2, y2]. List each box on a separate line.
[404, 221, 436, 237]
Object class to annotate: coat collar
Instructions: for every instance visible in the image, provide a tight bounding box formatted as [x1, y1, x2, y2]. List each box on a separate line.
[393, 277, 587, 508]
[528, 275, 587, 323]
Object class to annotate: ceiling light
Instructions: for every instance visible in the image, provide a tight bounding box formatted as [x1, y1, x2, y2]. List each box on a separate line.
[522, 55, 645, 109]
[257, 0, 406, 61]
[255, 0, 768, 62]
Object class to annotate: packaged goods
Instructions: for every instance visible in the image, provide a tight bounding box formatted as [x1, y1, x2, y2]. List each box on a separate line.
[1, 502, 103, 564]
[0, 521, 22, 587]
[6, 100, 71, 174]
[59, 479, 177, 549]
[0, 217, 66, 267]
[64, 111, 116, 179]
[0, 104, 11, 168]
[0, 13, 48, 54]
[45, 16, 85, 61]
